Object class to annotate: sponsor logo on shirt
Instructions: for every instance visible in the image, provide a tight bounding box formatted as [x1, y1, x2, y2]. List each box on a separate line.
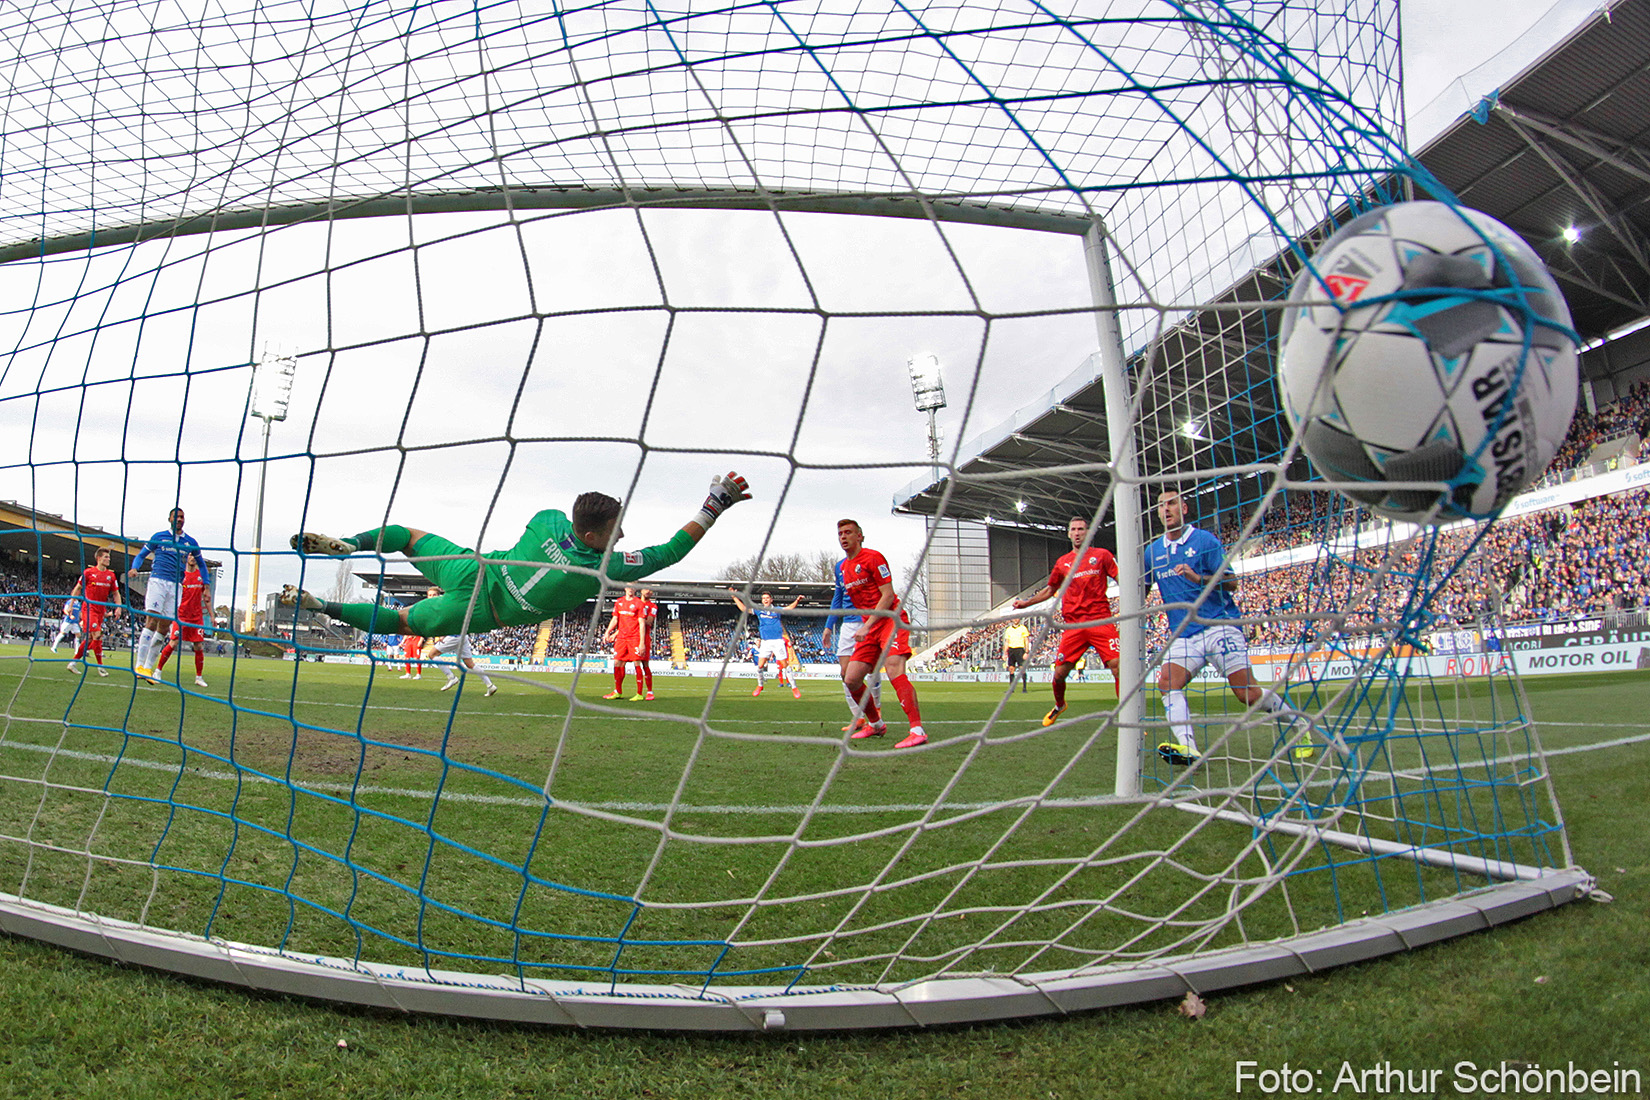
[623, 550, 643, 566]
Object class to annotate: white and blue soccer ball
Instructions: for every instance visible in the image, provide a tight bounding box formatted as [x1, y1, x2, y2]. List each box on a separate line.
[1278, 200, 1578, 523]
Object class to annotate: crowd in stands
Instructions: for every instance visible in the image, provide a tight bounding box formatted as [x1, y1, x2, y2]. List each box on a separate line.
[0, 556, 136, 646]
[932, 382, 1650, 668]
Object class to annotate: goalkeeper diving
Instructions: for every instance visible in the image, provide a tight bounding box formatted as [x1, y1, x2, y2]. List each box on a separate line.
[282, 473, 751, 639]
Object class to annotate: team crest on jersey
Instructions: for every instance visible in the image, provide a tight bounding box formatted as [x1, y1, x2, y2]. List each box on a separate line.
[623, 550, 643, 565]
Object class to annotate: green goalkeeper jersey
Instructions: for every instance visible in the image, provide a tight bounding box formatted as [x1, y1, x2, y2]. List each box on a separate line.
[481, 510, 694, 628]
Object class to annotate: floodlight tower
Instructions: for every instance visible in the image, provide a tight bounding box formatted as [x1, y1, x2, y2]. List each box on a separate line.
[243, 347, 297, 633]
[907, 353, 947, 486]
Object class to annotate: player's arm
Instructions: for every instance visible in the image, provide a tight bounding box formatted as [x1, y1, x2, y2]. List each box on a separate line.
[1012, 584, 1056, 610]
[784, 595, 805, 610]
[597, 473, 751, 585]
[127, 543, 154, 579]
[1013, 563, 1066, 610]
[602, 610, 620, 644]
[726, 587, 749, 613]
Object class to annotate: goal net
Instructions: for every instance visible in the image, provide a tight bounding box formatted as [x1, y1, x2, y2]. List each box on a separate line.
[0, 0, 1590, 1030]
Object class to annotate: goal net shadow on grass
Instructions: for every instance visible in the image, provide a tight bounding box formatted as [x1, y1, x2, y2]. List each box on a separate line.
[0, 0, 1592, 1030]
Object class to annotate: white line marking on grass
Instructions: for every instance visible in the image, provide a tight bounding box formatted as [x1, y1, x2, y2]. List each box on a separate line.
[0, 739, 1128, 813]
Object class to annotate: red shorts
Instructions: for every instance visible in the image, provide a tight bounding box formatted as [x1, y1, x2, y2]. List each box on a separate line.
[83, 606, 107, 633]
[171, 622, 205, 645]
[851, 614, 912, 666]
[615, 638, 648, 662]
[1057, 626, 1118, 667]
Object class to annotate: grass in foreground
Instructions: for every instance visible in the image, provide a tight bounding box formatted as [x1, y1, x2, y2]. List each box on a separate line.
[0, 651, 1646, 1098]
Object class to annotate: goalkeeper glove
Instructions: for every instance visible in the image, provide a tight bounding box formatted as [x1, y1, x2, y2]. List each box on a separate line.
[693, 471, 751, 529]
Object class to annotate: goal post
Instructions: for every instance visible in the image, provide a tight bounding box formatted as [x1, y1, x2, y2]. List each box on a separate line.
[1084, 221, 1149, 799]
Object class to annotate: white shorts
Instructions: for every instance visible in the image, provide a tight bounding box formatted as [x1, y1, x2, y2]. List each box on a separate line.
[431, 634, 474, 660]
[835, 619, 863, 659]
[1164, 623, 1251, 679]
[757, 637, 788, 663]
[144, 578, 179, 620]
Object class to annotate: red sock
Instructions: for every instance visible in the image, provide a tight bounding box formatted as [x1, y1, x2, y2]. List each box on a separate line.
[889, 674, 923, 727]
[91, 640, 104, 664]
[614, 666, 626, 693]
[74, 638, 89, 660]
[1052, 676, 1066, 708]
[641, 662, 653, 690]
[157, 644, 174, 670]
[195, 649, 205, 676]
[850, 681, 882, 725]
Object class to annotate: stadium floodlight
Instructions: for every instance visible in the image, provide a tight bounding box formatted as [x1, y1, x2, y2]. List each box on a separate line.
[907, 353, 947, 487]
[907, 353, 947, 412]
[244, 347, 298, 632]
[1562, 224, 1581, 244]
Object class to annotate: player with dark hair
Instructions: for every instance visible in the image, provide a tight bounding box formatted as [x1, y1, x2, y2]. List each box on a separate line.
[837, 518, 927, 749]
[66, 546, 121, 676]
[602, 585, 648, 700]
[129, 507, 210, 682]
[153, 562, 211, 687]
[1013, 515, 1121, 726]
[285, 474, 751, 641]
[636, 588, 659, 699]
[1145, 488, 1296, 766]
[728, 589, 804, 698]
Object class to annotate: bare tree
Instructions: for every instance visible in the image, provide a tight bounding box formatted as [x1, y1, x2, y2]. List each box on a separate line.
[900, 557, 929, 623]
[326, 561, 359, 605]
[718, 551, 831, 583]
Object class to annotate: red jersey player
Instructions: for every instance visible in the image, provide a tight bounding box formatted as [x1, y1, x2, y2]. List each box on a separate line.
[637, 587, 659, 700]
[155, 564, 211, 687]
[838, 518, 926, 749]
[602, 586, 649, 700]
[1013, 515, 1120, 726]
[67, 546, 121, 676]
[400, 631, 424, 679]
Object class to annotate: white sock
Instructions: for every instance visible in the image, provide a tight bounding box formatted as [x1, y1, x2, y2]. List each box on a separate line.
[1257, 688, 1285, 713]
[1165, 690, 1196, 751]
[138, 628, 159, 667]
[870, 672, 883, 707]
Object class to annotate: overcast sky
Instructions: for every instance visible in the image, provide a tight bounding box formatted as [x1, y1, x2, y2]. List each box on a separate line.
[0, 0, 1597, 618]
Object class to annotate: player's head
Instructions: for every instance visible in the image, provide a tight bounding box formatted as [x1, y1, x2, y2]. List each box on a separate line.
[94, 547, 111, 566]
[1157, 489, 1188, 531]
[836, 518, 863, 555]
[184, 562, 200, 578]
[168, 507, 185, 534]
[760, 592, 774, 606]
[1067, 515, 1089, 548]
[573, 492, 624, 550]
[639, 588, 652, 600]
[427, 586, 442, 600]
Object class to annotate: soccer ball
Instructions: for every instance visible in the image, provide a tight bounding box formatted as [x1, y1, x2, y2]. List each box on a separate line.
[1278, 201, 1578, 523]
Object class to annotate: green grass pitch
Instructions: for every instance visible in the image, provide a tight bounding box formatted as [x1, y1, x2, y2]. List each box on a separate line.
[1, 646, 1646, 1097]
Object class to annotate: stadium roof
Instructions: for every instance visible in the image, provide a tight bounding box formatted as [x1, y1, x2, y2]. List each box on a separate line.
[894, 0, 1650, 532]
[0, 501, 222, 576]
